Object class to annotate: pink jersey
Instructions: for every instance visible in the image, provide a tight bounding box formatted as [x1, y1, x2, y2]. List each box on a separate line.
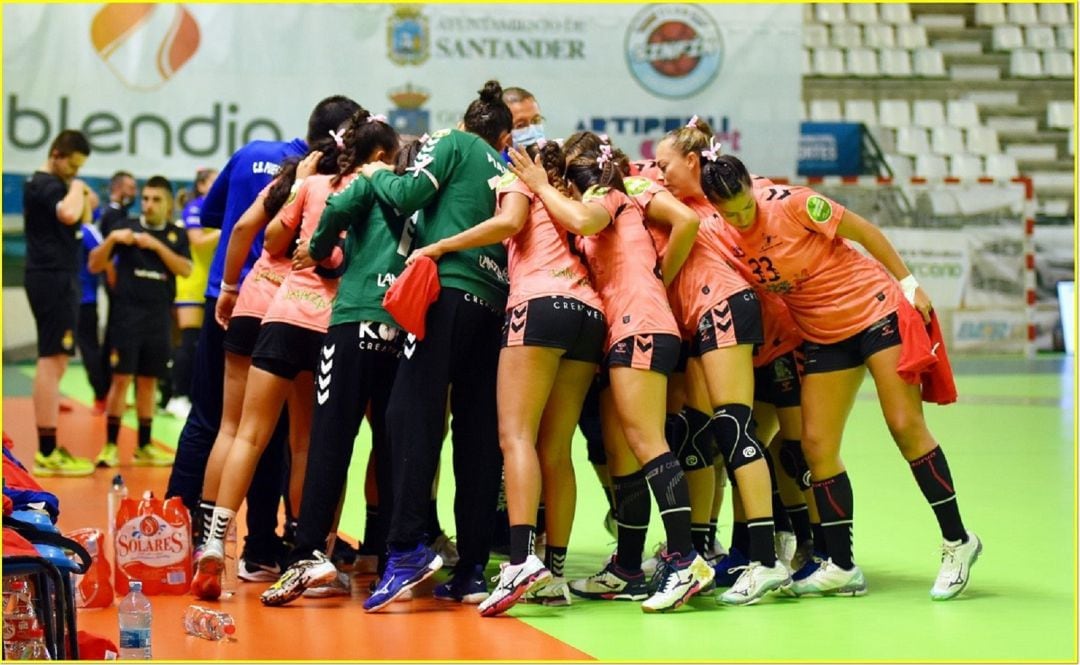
[579, 186, 678, 349]
[626, 175, 752, 338]
[754, 290, 803, 367]
[262, 174, 352, 333]
[232, 184, 288, 320]
[497, 175, 602, 312]
[713, 185, 901, 344]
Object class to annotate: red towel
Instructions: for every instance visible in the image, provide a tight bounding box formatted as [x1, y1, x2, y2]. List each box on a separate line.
[382, 256, 441, 341]
[896, 300, 958, 405]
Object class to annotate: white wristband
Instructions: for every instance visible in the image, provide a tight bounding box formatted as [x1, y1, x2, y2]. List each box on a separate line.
[220, 280, 239, 294]
[899, 274, 919, 304]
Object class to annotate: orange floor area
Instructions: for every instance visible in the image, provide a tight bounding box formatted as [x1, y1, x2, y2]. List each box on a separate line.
[2, 397, 592, 660]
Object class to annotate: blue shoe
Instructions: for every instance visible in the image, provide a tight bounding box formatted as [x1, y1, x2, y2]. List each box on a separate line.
[712, 547, 749, 588]
[433, 564, 489, 604]
[362, 544, 443, 612]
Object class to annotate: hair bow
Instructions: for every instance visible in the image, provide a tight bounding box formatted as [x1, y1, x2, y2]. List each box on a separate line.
[536, 138, 548, 149]
[328, 129, 345, 150]
[597, 144, 613, 169]
[419, 133, 430, 144]
[686, 115, 700, 129]
[368, 114, 388, 124]
[701, 137, 722, 163]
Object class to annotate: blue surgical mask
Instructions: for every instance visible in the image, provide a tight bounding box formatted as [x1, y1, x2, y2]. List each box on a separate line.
[511, 124, 545, 148]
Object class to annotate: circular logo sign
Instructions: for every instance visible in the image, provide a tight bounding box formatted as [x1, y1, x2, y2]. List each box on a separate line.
[139, 516, 160, 537]
[625, 4, 724, 99]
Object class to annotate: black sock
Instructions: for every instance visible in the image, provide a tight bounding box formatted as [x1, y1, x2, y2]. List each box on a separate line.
[731, 521, 749, 554]
[427, 499, 442, 539]
[763, 452, 793, 533]
[509, 524, 535, 565]
[812, 471, 854, 569]
[536, 502, 547, 537]
[362, 505, 379, 549]
[747, 517, 777, 566]
[137, 418, 152, 448]
[643, 452, 692, 556]
[602, 485, 616, 513]
[707, 519, 718, 550]
[544, 545, 568, 577]
[909, 447, 967, 542]
[611, 470, 650, 571]
[37, 427, 57, 457]
[811, 523, 827, 554]
[691, 523, 710, 554]
[786, 504, 813, 545]
[106, 416, 121, 445]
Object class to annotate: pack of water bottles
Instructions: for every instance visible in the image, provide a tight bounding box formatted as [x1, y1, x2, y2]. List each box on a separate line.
[2, 576, 50, 660]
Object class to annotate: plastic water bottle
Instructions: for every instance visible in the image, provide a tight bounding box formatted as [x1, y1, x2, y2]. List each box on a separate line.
[117, 580, 152, 659]
[107, 474, 128, 558]
[183, 605, 236, 641]
[3, 577, 49, 660]
[221, 521, 238, 596]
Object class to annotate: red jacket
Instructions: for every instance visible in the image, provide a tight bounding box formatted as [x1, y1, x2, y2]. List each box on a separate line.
[896, 300, 958, 405]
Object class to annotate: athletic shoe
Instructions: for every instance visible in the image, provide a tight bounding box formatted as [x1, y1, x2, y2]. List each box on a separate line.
[367, 578, 413, 602]
[569, 558, 649, 601]
[260, 551, 338, 606]
[33, 448, 94, 477]
[363, 544, 442, 612]
[717, 561, 792, 605]
[792, 551, 826, 582]
[329, 537, 360, 571]
[94, 443, 119, 468]
[132, 445, 175, 467]
[712, 547, 749, 588]
[775, 531, 798, 572]
[430, 532, 460, 568]
[524, 576, 572, 606]
[433, 564, 489, 604]
[790, 540, 815, 573]
[930, 530, 982, 601]
[191, 541, 224, 601]
[640, 550, 714, 613]
[641, 542, 666, 577]
[238, 557, 282, 582]
[164, 396, 192, 420]
[303, 570, 353, 598]
[534, 531, 547, 563]
[478, 555, 551, 617]
[787, 558, 867, 597]
[702, 539, 728, 566]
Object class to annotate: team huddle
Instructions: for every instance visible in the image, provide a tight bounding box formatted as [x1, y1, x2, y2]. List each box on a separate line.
[25, 79, 982, 617]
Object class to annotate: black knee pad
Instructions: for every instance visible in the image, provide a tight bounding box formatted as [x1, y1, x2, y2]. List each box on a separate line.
[711, 403, 765, 481]
[664, 410, 688, 454]
[673, 408, 713, 471]
[779, 439, 812, 491]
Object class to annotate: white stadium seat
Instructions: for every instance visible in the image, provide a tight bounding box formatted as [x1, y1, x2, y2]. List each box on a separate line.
[831, 24, 863, 49]
[896, 24, 929, 49]
[897, 127, 931, 155]
[1025, 26, 1057, 50]
[992, 25, 1025, 51]
[974, 3, 1007, 26]
[931, 126, 967, 156]
[880, 48, 913, 77]
[846, 4, 879, 24]
[912, 100, 946, 128]
[985, 153, 1019, 179]
[804, 24, 830, 49]
[1009, 49, 1044, 77]
[844, 99, 879, 126]
[812, 47, 846, 76]
[1046, 101, 1075, 129]
[809, 99, 843, 122]
[914, 153, 949, 178]
[1006, 3, 1040, 26]
[946, 100, 981, 128]
[950, 154, 985, 179]
[1037, 3, 1071, 25]
[879, 99, 912, 128]
[913, 48, 947, 77]
[815, 3, 848, 25]
[864, 25, 896, 49]
[880, 3, 913, 25]
[1043, 50, 1074, 78]
[965, 126, 1001, 156]
[846, 48, 880, 77]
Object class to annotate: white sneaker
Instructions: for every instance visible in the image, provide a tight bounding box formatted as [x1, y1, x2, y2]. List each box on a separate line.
[641, 542, 666, 577]
[775, 531, 798, 572]
[164, 396, 192, 420]
[303, 570, 353, 598]
[717, 561, 791, 605]
[640, 551, 714, 613]
[931, 531, 982, 601]
[787, 558, 867, 597]
[478, 555, 551, 617]
[430, 533, 460, 568]
[702, 539, 728, 566]
[524, 576, 571, 606]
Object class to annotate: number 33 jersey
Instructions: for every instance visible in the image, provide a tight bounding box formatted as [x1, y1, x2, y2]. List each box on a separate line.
[705, 184, 900, 345]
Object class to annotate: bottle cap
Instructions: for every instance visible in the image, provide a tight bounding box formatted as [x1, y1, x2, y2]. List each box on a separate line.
[129, 580, 142, 592]
[112, 474, 124, 487]
[223, 624, 236, 636]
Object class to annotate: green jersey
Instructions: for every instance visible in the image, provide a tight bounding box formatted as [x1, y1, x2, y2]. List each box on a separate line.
[310, 175, 412, 328]
[369, 128, 509, 309]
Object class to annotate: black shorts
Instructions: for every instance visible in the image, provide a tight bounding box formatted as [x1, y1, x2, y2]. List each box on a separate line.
[674, 340, 690, 374]
[502, 296, 606, 364]
[753, 351, 802, 409]
[251, 322, 325, 380]
[604, 333, 682, 376]
[223, 315, 263, 357]
[25, 270, 79, 357]
[691, 289, 764, 357]
[802, 311, 901, 374]
[110, 306, 171, 377]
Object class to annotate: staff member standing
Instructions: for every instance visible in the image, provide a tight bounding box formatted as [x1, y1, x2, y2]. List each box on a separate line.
[24, 130, 97, 477]
[89, 177, 191, 467]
